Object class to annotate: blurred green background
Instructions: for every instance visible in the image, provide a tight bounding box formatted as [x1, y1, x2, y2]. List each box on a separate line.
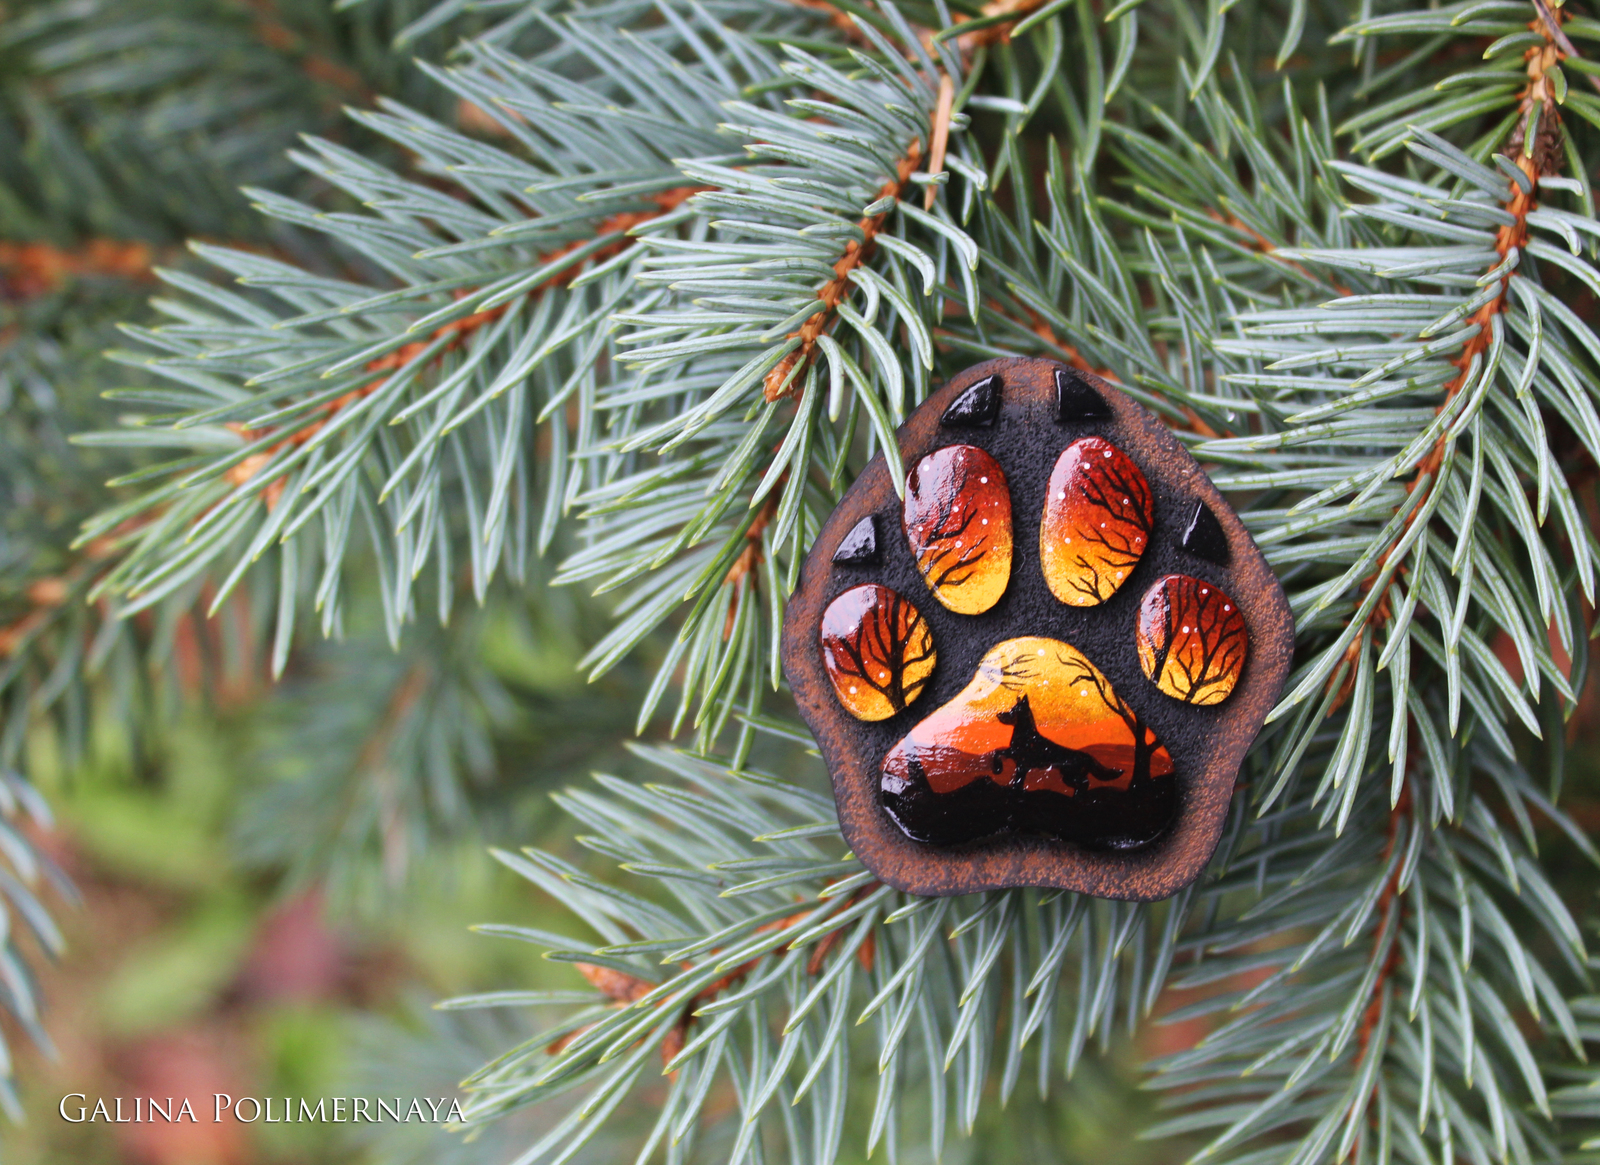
[3, 614, 1192, 1165]
[4, 1, 1599, 1162]
[5, 574, 1595, 1165]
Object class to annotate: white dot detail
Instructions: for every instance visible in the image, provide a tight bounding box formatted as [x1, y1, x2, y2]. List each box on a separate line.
[980, 476, 988, 484]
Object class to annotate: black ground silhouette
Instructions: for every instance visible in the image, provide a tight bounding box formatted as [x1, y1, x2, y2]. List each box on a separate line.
[880, 691, 1176, 851]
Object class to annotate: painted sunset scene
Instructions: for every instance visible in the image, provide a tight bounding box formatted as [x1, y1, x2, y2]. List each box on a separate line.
[880, 637, 1177, 849]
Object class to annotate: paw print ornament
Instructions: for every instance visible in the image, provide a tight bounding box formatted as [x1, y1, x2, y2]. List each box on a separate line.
[781, 357, 1295, 900]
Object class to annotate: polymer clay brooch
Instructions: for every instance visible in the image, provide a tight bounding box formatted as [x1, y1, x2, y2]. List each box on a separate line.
[781, 357, 1294, 900]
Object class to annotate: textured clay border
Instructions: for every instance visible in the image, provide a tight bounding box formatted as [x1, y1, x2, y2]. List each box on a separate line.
[781, 357, 1295, 900]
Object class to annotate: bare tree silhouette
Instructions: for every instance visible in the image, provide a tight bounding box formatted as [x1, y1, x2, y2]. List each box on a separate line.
[904, 446, 1009, 611]
[1052, 644, 1162, 785]
[821, 586, 935, 717]
[1138, 575, 1247, 705]
[1042, 438, 1153, 605]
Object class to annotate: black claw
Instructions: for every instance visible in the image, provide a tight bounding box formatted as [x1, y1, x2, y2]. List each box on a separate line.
[941, 374, 1002, 427]
[1180, 500, 1230, 565]
[832, 515, 879, 565]
[1054, 368, 1111, 421]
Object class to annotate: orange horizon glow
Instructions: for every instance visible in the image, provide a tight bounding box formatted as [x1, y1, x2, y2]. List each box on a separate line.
[893, 637, 1172, 793]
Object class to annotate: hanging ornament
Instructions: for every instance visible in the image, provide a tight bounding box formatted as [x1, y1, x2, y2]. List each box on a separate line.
[782, 357, 1294, 900]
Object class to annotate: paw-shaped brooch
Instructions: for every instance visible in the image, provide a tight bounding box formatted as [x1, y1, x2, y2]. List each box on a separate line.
[782, 357, 1294, 900]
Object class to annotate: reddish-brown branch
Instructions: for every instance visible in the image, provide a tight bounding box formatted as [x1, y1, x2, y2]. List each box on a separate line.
[243, 0, 373, 103]
[0, 240, 155, 299]
[783, 0, 1048, 56]
[925, 75, 956, 211]
[786, 0, 870, 41]
[942, 0, 1057, 52]
[548, 879, 881, 1070]
[1334, 28, 1569, 1109]
[723, 489, 781, 637]
[1342, 786, 1413, 1162]
[763, 141, 925, 402]
[225, 187, 703, 506]
[1326, 32, 1563, 715]
[0, 579, 75, 660]
[1007, 301, 1119, 385]
[1208, 209, 1346, 296]
[1353, 788, 1411, 1065]
[0, 534, 128, 660]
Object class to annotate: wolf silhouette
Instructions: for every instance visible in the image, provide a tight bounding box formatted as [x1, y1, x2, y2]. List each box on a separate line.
[985, 695, 1123, 792]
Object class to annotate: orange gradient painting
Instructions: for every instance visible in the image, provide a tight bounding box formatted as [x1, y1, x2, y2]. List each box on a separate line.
[1039, 437, 1153, 606]
[820, 584, 936, 721]
[1136, 575, 1248, 705]
[881, 637, 1171, 796]
[903, 444, 1012, 614]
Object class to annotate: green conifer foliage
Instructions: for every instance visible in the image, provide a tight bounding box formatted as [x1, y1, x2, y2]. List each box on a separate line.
[4, 0, 1600, 1159]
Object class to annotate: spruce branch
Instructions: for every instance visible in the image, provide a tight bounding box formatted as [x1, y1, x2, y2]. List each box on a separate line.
[12, 0, 1600, 1159]
[1328, 135, 1548, 718]
[760, 135, 927, 401]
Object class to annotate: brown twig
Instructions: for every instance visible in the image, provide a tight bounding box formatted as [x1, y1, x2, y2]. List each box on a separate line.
[1326, 33, 1562, 713]
[1208, 209, 1349, 295]
[944, 0, 1056, 53]
[723, 489, 782, 636]
[1004, 300, 1119, 384]
[0, 240, 155, 300]
[1530, 0, 1600, 94]
[548, 880, 882, 1070]
[1353, 788, 1410, 1061]
[763, 140, 925, 402]
[926, 75, 956, 211]
[1330, 30, 1567, 1149]
[1344, 785, 1412, 1160]
[243, 0, 373, 104]
[225, 188, 703, 506]
[0, 535, 127, 660]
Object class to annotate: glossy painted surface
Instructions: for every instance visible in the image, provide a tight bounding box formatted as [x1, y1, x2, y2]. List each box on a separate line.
[1054, 368, 1111, 420]
[940, 374, 1002, 426]
[820, 584, 936, 721]
[784, 357, 1297, 898]
[1136, 575, 1248, 705]
[1179, 500, 1229, 565]
[1039, 437, 1152, 606]
[903, 444, 1013, 614]
[880, 637, 1175, 848]
[832, 515, 878, 565]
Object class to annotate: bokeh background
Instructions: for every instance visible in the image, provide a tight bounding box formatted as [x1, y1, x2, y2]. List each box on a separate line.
[5, 580, 1594, 1165]
[4, 1, 1599, 1163]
